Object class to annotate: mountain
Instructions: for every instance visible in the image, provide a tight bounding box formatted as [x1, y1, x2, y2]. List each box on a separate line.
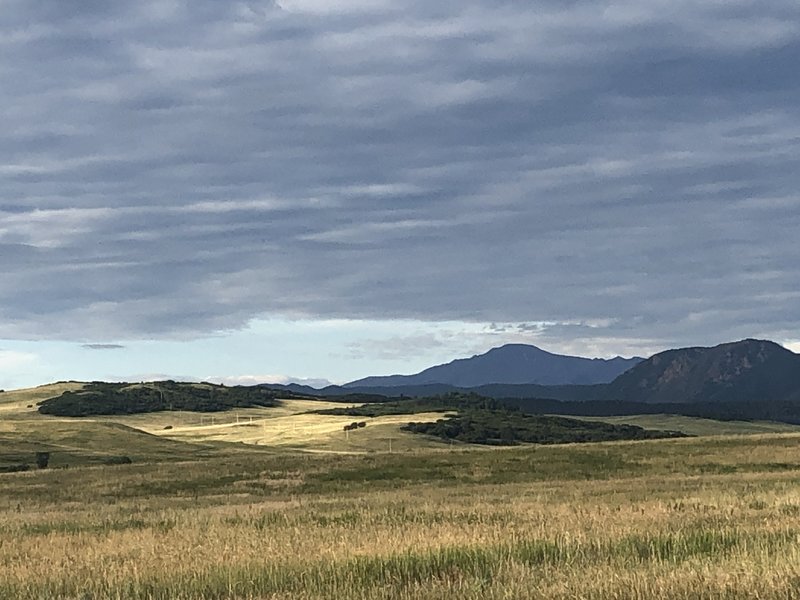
[269, 339, 800, 424]
[277, 338, 800, 410]
[603, 339, 800, 404]
[345, 344, 643, 388]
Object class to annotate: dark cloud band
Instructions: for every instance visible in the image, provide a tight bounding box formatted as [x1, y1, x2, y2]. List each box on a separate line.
[1, 1, 799, 350]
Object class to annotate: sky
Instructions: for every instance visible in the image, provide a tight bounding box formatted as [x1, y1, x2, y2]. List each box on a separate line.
[1, 0, 799, 390]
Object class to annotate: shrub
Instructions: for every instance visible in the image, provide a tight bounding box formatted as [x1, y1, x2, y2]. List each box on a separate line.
[103, 456, 133, 465]
[0, 464, 30, 473]
[35, 452, 50, 469]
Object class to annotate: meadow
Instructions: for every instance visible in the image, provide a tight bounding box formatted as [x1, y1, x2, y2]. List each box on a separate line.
[2, 385, 800, 598]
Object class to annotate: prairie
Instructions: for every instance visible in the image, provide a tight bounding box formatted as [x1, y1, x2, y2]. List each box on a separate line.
[4, 434, 800, 598]
[4, 384, 800, 598]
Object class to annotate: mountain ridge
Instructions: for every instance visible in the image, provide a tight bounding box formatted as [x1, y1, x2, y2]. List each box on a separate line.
[280, 339, 800, 411]
[345, 343, 643, 388]
[604, 338, 800, 404]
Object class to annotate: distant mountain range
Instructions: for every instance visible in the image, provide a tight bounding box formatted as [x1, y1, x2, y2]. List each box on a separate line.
[345, 343, 643, 388]
[273, 339, 800, 410]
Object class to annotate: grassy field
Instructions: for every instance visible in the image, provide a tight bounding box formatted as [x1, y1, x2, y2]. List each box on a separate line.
[0, 386, 450, 465]
[0, 382, 84, 418]
[3, 434, 800, 598]
[5, 384, 800, 598]
[157, 409, 453, 452]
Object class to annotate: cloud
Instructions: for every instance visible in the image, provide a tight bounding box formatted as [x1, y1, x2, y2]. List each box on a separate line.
[346, 333, 446, 361]
[102, 373, 199, 383]
[204, 374, 333, 387]
[82, 343, 126, 350]
[1, 0, 799, 354]
[0, 349, 39, 389]
[90, 372, 332, 387]
[0, 349, 37, 370]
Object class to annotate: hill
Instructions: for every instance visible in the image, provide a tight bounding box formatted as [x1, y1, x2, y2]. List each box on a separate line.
[37, 381, 290, 417]
[0, 420, 213, 470]
[314, 393, 687, 445]
[604, 339, 800, 404]
[345, 344, 642, 388]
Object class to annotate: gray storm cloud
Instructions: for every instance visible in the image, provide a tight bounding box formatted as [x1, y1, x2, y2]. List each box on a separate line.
[1, 0, 799, 347]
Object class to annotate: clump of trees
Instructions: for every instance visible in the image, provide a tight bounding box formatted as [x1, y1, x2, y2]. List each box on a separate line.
[103, 456, 132, 465]
[404, 411, 687, 446]
[343, 421, 367, 432]
[1, 451, 50, 472]
[38, 381, 283, 417]
[0, 452, 133, 473]
[0, 464, 30, 473]
[317, 392, 686, 446]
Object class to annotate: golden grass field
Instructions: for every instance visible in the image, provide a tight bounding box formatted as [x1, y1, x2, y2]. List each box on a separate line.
[3, 384, 800, 599]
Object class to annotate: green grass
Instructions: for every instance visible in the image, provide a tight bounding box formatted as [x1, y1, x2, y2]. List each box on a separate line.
[3, 432, 800, 502]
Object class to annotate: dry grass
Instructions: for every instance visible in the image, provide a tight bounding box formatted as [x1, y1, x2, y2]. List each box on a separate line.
[1, 391, 450, 455]
[0, 419, 219, 468]
[0, 382, 84, 417]
[88, 398, 452, 453]
[3, 434, 800, 598]
[157, 408, 451, 452]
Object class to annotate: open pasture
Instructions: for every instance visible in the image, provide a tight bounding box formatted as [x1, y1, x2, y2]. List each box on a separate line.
[1, 385, 451, 457]
[153, 408, 451, 452]
[3, 432, 800, 599]
[5, 383, 800, 598]
[0, 383, 84, 418]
